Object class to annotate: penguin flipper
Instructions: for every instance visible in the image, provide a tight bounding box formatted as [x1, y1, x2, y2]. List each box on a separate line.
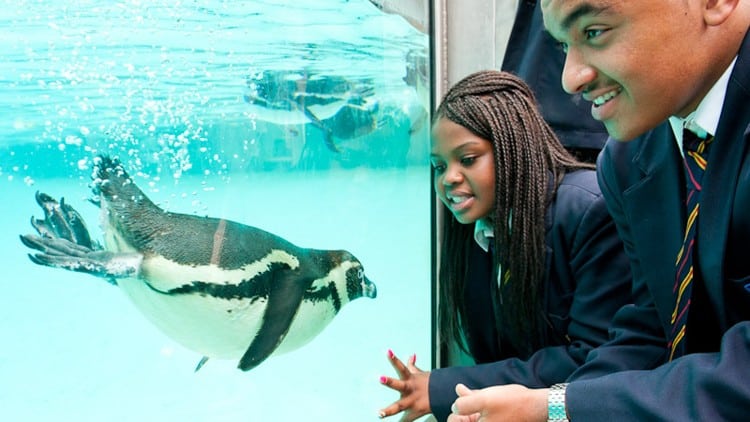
[301, 105, 340, 153]
[322, 129, 339, 153]
[238, 271, 307, 371]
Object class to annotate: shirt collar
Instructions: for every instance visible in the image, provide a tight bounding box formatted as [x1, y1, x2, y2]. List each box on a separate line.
[473, 218, 494, 252]
[669, 56, 737, 150]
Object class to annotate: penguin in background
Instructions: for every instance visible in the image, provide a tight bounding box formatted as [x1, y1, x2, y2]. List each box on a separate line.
[20, 155, 377, 372]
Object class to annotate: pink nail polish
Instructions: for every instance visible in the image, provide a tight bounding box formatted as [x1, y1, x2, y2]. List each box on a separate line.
[379, 375, 387, 384]
[387, 349, 394, 359]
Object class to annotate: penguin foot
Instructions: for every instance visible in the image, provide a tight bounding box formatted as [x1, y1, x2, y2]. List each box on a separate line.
[21, 191, 142, 280]
[194, 356, 209, 372]
[32, 191, 95, 248]
[21, 234, 140, 279]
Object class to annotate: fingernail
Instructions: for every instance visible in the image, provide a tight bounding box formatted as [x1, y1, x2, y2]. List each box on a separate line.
[378, 410, 386, 418]
[451, 403, 458, 414]
[379, 375, 387, 384]
[410, 354, 416, 364]
[387, 349, 394, 359]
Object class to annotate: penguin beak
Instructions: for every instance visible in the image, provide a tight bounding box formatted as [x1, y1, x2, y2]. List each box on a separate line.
[363, 276, 377, 299]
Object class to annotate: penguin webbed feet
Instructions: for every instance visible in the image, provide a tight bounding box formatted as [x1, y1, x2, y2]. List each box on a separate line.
[20, 191, 140, 280]
[194, 356, 209, 372]
[21, 233, 141, 280]
[31, 191, 95, 248]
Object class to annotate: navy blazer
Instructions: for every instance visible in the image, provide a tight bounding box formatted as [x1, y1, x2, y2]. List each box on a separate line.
[566, 29, 750, 421]
[429, 170, 632, 421]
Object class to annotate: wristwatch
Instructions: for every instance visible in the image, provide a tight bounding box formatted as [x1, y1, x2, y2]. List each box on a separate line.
[548, 383, 569, 422]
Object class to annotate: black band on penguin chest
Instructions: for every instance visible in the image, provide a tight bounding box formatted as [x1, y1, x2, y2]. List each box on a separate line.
[146, 271, 342, 312]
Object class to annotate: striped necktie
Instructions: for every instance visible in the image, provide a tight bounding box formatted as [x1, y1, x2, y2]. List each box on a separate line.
[668, 128, 714, 361]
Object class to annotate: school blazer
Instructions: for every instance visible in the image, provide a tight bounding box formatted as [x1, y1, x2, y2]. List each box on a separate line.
[566, 29, 750, 421]
[429, 170, 632, 422]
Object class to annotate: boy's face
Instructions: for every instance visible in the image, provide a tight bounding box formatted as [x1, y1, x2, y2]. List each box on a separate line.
[542, 0, 708, 141]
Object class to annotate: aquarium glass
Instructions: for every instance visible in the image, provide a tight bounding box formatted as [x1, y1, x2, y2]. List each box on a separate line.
[0, 1, 431, 420]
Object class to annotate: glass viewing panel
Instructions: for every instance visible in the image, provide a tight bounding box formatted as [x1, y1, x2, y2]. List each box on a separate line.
[0, 1, 431, 420]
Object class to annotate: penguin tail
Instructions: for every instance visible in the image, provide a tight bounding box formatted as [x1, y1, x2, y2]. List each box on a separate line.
[91, 155, 157, 212]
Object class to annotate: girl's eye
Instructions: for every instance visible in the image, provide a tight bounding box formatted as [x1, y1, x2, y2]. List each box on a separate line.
[460, 156, 476, 166]
[431, 162, 446, 174]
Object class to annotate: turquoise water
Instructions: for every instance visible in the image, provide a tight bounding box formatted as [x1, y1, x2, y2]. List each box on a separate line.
[0, 1, 431, 420]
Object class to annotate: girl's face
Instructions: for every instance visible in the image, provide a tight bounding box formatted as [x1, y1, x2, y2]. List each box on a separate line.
[430, 117, 496, 224]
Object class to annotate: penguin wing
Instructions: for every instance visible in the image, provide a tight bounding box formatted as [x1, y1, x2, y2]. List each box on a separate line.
[238, 270, 309, 371]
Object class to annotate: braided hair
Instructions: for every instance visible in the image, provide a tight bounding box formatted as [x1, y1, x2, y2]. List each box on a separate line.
[436, 70, 594, 356]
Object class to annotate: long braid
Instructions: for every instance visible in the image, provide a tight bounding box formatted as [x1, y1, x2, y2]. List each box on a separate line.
[437, 70, 594, 355]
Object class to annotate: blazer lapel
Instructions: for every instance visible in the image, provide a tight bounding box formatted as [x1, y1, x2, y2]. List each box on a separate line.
[621, 126, 685, 329]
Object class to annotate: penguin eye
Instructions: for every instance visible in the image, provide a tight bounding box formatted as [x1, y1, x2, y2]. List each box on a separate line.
[357, 267, 364, 281]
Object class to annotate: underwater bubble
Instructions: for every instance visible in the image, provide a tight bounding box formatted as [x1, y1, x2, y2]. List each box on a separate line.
[65, 135, 83, 146]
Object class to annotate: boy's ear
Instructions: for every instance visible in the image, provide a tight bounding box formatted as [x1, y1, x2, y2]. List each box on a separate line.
[703, 0, 739, 26]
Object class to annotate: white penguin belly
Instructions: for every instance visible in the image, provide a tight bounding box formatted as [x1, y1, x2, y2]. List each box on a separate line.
[274, 300, 336, 355]
[117, 258, 266, 359]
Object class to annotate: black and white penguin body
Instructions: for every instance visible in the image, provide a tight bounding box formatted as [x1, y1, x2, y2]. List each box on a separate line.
[21, 155, 376, 371]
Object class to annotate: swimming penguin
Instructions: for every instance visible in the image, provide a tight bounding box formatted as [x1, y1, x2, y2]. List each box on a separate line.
[243, 70, 381, 152]
[20, 155, 377, 372]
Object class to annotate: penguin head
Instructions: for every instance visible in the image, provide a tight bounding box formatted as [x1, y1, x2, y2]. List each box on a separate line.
[324, 250, 376, 302]
[345, 259, 377, 301]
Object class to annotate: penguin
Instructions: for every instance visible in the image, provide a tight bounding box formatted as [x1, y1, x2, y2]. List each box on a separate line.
[20, 155, 377, 372]
[243, 70, 381, 152]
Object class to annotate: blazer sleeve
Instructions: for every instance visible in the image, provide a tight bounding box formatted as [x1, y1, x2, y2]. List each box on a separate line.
[428, 173, 633, 422]
[567, 322, 750, 420]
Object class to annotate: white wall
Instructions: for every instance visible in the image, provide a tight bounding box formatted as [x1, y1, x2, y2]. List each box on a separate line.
[433, 0, 518, 99]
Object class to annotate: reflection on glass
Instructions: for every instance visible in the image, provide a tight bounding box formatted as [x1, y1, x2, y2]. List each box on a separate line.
[1, 0, 430, 420]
